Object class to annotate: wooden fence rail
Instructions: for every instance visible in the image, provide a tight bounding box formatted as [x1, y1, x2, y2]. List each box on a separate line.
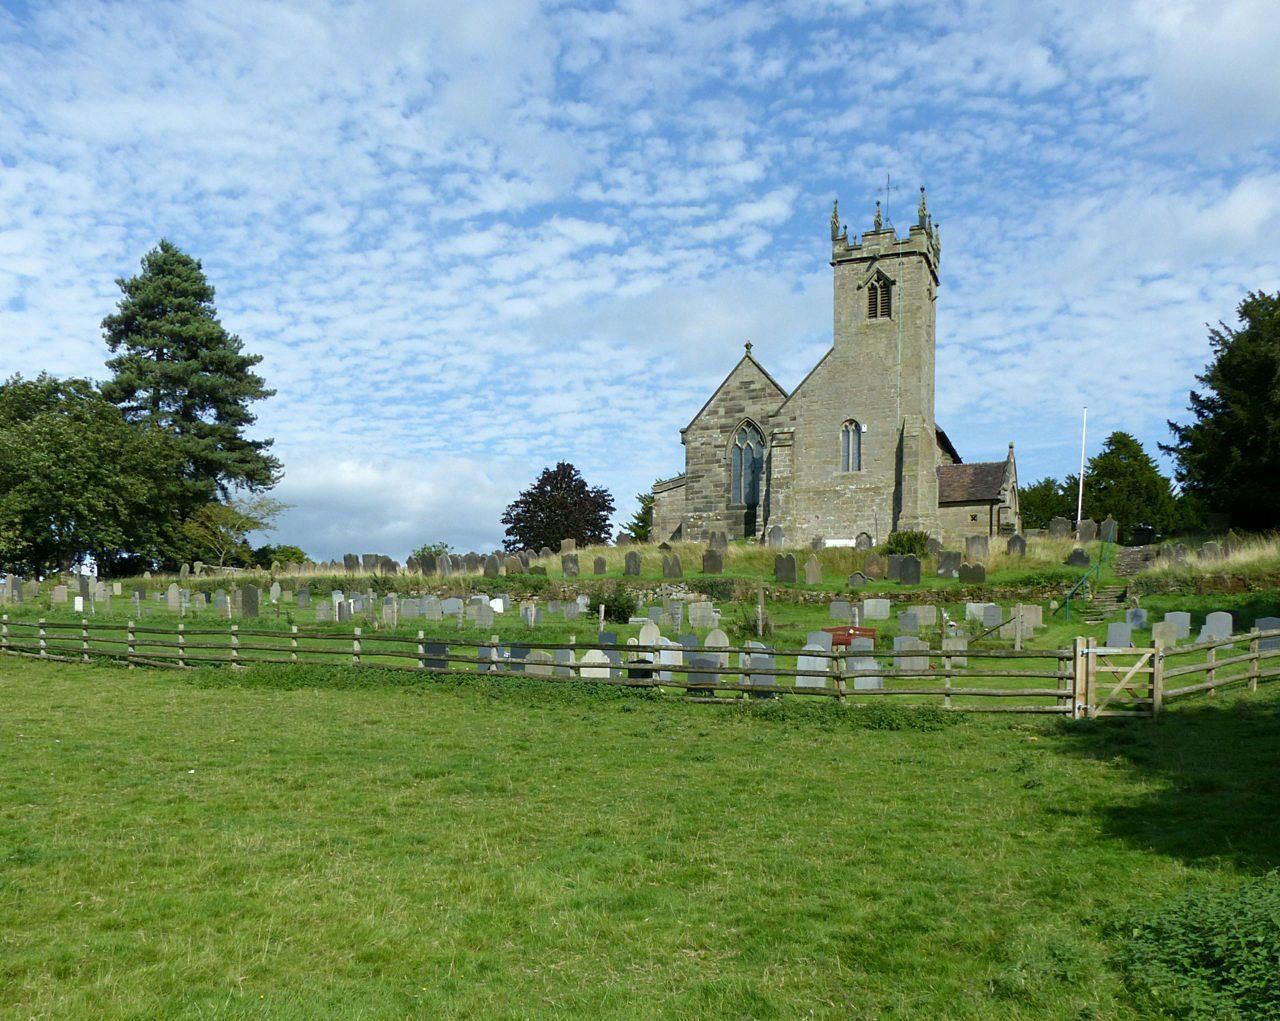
[4, 615, 1278, 718]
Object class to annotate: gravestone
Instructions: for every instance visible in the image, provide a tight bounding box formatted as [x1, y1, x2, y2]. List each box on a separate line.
[1005, 534, 1026, 557]
[894, 636, 929, 673]
[1106, 622, 1132, 648]
[962, 600, 985, 621]
[1076, 518, 1097, 543]
[52, 585, 68, 604]
[885, 554, 904, 582]
[594, 556, 607, 576]
[504, 555, 522, 575]
[560, 539, 576, 553]
[854, 532, 873, 551]
[420, 553, 437, 576]
[579, 649, 611, 680]
[179, 563, 189, 579]
[1100, 517, 1119, 543]
[942, 636, 968, 667]
[1125, 608, 1148, 629]
[766, 525, 785, 548]
[79, 575, 91, 600]
[964, 535, 988, 561]
[688, 602, 716, 629]
[662, 554, 682, 579]
[849, 638, 882, 689]
[937, 551, 961, 578]
[957, 562, 986, 585]
[1151, 621, 1178, 649]
[361, 554, 377, 573]
[846, 572, 867, 589]
[862, 598, 890, 621]
[483, 554, 501, 579]
[1254, 617, 1280, 652]
[561, 553, 580, 578]
[214, 589, 229, 615]
[774, 554, 796, 584]
[539, 547, 553, 560]
[1163, 611, 1191, 639]
[166, 583, 180, 612]
[829, 599, 852, 621]
[314, 600, 332, 623]
[563, 601, 580, 622]
[707, 531, 728, 551]
[269, 581, 281, 603]
[242, 585, 260, 618]
[702, 550, 723, 575]
[898, 555, 921, 585]
[898, 611, 918, 635]
[804, 555, 822, 585]
[1066, 547, 1091, 568]
[1200, 611, 1233, 642]
[1199, 541, 1222, 560]
[981, 604, 1003, 630]
[740, 643, 775, 694]
[926, 536, 943, 555]
[441, 597, 463, 617]
[863, 553, 886, 580]
[624, 551, 641, 576]
[112, 581, 122, 596]
[908, 604, 937, 626]
[1049, 516, 1071, 538]
[336, 600, 352, 623]
[795, 644, 830, 689]
[525, 651, 554, 677]
[423, 597, 443, 622]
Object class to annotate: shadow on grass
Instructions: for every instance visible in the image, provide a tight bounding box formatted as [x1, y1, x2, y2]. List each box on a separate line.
[1050, 689, 1280, 871]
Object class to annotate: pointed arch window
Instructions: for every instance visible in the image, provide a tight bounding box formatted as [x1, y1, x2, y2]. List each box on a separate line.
[730, 422, 765, 505]
[867, 275, 892, 319]
[841, 420, 863, 472]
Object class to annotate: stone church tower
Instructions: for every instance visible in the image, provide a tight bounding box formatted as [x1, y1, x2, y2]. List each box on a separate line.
[651, 191, 1019, 546]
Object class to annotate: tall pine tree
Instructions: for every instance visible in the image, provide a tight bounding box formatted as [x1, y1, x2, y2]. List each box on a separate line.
[101, 239, 280, 512]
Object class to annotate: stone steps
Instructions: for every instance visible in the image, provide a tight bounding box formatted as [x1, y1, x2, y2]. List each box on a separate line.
[1112, 544, 1159, 577]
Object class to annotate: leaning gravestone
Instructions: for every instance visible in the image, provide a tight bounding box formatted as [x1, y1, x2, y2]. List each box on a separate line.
[958, 562, 986, 585]
[964, 535, 989, 561]
[242, 585, 260, 619]
[1006, 534, 1026, 557]
[774, 554, 797, 584]
[624, 551, 641, 576]
[1066, 547, 1091, 568]
[702, 550, 723, 575]
[1100, 517, 1119, 543]
[803, 555, 822, 585]
[504, 555, 522, 575]
[926, 536, 943, 555]
[898, 555, 922, 585]
[1049, 516, 1072, 538]
[937, 551, 961, 578]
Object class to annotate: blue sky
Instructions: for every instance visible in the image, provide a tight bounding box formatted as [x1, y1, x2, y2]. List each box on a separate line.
[2, 0, 1278, 558]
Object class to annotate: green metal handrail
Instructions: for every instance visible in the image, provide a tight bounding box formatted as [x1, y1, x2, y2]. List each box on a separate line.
[1054, 538, 1114, 620]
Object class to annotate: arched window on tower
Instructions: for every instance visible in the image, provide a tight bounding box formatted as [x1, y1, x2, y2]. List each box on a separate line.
[867, 275, 892, 319]
[841, 420, 862, 472]
[730, 422, 765, 505]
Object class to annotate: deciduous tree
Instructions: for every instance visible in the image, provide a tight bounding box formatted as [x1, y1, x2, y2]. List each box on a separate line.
[500, 462, 615, 553]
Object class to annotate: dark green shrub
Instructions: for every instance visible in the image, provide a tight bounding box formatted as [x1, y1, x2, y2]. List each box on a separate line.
[879, 530, 930, 557]
[597, 581, 636, 624]
[690, 576, 736, 602]
[1116, 872, 1280, 1019]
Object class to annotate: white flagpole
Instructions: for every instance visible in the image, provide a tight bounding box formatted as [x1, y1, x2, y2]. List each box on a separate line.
[1076, 406, 1088, 525]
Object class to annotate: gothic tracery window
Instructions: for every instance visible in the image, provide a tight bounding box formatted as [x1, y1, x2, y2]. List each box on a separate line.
[841, 419, 862, 472]
[867, 275, 892, 319]
[731, 422, 765, 505]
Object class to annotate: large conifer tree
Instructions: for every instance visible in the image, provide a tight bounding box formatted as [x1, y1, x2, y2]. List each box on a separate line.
[101, 240, 280, 510]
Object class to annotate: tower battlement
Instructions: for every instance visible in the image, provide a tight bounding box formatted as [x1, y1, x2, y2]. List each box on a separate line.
[830, 188, 940, 273]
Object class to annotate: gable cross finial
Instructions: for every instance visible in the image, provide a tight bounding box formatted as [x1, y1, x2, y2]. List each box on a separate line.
[744, 340, 753, 355]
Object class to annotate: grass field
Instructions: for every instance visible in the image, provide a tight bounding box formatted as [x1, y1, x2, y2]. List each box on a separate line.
[2, 657, 1277, 1018]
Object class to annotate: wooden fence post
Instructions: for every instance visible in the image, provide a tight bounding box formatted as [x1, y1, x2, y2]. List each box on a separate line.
[127, 619, 135, 668]
[1151, 647, 1163, 718]
[416, 629, 425, 670]
[1085, 636, 1098, 718]
[290, 624, 299, 664]
[1206, 645, 1216, 695]
[1248, 631, 1259, 692]
[352, 626, 362, 667]
[942, 647, 953, 709]
[81, 618, 90, 663]
[230, 625, 239, 669]
[1, 614, 8, 656]
[177, 622, 185, 669]
[1070, 637, 1084, 720]
[38, 618, 47, 658]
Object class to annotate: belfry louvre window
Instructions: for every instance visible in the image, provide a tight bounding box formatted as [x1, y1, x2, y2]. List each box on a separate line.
[731, 422, 765, 505]
[867, 277, 892, 319]
[841, 420, 862, 472]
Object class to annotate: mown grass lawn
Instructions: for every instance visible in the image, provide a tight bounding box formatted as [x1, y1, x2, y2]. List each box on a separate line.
[2, 658, 1277, 1019]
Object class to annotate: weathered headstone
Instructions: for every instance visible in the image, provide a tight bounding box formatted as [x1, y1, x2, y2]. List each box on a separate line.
[1099, 517, 1118, 543]
[662, 554, 682, 579]
[964, 535, 989, 561]
[1125, 608, 1148, 629]
[829, 599, 852, 621]
[1005, 534, 1026, 557]
[942, 636, 969, 667]
[242, 584, 260, 618]
[885, 554, 904, 582]
[1066, 547, 1091, 568]
[908, 603, 937, 626]
[166, 583, 181, 612]
[774, 554, 797, 584]
[862, 598, 890, 621]
[1151, 621, 1178, 649]
[1199, 541, 1222, 560]
[898, 611, 919, 634]
[898, 555, 921, 585]
[1163, 611, 1191, 639]
[846, 572, 867, 589]
[269, 581, 282, 603]
[624, 551, 641, 577]
[863, 553, 885, 580]
[592, 556, 607, 576]
[894, 636, 929, 673]
[702, 550, 723, 575]
[1200, 611, 1233, 642]
[1076, 518, 1097, 543]
[559, 538, 576, 553]
[1254, 617, 1280, 652]
[1049, 516, 1071, 538]
[957, 562, 986, 584]
[854, 532, 873, 551]
[561, 553, 580, 578]
[52, 585, 68, 605]
[483, 554, 501, 578]
[707, 531, 728, 551]
[937, 551, 961, 578]
[1106, 622, 1132, 648]
[795, 644, 830, 689]
[766, 525, 785, 548]
[803, 555, 822, 586]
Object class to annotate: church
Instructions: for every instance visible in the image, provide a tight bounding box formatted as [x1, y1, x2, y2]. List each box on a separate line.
[651, 190, 1021, 547]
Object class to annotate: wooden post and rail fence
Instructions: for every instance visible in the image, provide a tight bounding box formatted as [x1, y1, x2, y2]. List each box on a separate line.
[2, 615, 1277, 718]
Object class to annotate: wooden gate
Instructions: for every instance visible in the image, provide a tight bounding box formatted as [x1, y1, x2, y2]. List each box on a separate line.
[1083, 638, 1160, 718]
